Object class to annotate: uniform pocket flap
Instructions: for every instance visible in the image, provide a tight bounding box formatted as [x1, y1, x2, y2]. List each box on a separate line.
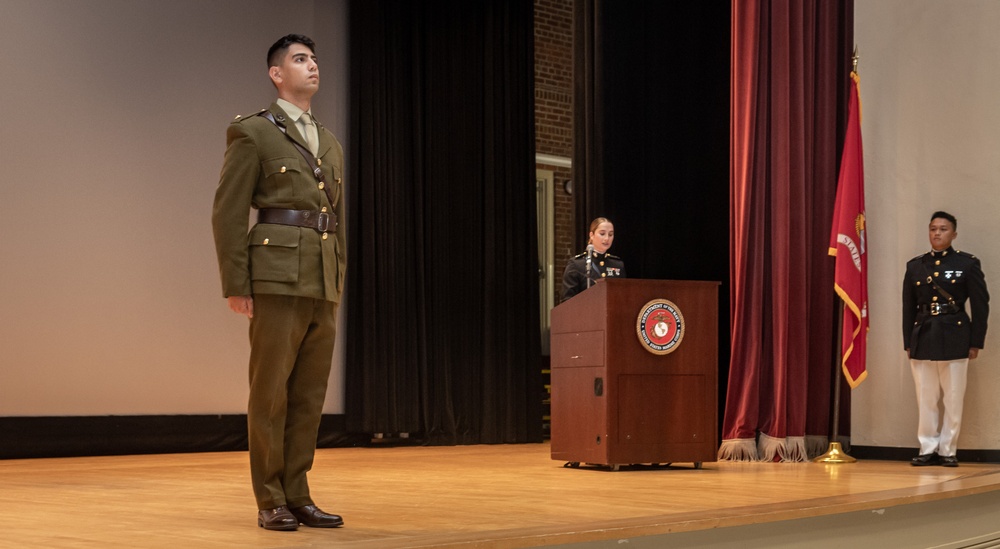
[261, 156, 301, 177]
[248, 223, 300, 247]
[937, 312, 970, 327]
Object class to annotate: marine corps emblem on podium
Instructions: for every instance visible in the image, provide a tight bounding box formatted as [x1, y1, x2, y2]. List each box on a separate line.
[636, 299, 685, 355]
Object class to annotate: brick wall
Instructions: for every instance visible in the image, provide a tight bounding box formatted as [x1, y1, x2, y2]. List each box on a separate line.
[535, 0, 575, 307]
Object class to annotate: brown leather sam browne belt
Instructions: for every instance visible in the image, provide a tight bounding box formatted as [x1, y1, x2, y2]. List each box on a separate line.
[258, 208, 338, 233]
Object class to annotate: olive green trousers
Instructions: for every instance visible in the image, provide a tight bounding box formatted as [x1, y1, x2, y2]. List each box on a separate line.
[247, 294, 337, 510]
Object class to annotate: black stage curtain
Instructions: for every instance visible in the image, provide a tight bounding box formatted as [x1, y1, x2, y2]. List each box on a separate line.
[574, 1, 730, 278]
[345, 0, 541, 445]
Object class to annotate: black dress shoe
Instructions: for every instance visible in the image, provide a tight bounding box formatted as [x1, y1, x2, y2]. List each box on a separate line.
[290, 504, 344, 528]
[941, 455, 959, 467]
[911, 452, 941, 466]
[258, 506, 298, 531]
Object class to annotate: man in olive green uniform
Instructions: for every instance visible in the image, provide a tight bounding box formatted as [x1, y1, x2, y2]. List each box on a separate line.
[212, 34, 346, 531]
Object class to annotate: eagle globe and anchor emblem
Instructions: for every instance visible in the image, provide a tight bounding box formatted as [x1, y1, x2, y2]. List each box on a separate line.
[636, 299, 685, 355]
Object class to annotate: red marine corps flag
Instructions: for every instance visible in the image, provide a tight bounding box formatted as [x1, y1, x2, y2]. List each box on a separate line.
[829, 71, 868, 388]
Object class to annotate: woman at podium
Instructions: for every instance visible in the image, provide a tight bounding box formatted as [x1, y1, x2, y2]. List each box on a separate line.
[561, 217, 626, 300]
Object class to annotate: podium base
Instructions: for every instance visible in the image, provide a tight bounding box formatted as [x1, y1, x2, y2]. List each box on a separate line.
[811, 442, 857, 463]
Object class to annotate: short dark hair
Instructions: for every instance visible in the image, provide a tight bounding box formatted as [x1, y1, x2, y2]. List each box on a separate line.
[267, 34, 316, 68]
[930, 211, 957, 230]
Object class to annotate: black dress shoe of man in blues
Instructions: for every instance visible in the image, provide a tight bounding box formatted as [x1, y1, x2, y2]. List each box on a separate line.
[940, 455, 959, 467]
[911, 452, 941, 466]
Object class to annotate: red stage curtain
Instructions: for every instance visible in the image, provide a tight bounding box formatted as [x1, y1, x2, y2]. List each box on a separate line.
[721, 0, 854, 461]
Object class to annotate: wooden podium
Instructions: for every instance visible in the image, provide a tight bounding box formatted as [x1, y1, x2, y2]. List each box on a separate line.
[550, 278, 719, 469]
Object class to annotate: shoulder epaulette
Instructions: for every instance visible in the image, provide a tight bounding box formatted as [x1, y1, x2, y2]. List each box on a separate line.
[230, 108, 268, 124]
[573, 252, 587, 259]
[607, 254, 621, 260]
[957, 249, 977, 259]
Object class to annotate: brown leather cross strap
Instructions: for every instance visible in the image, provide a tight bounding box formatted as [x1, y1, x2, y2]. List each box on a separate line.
[258, 208, 337, 233]
[259, 110, 338, 209]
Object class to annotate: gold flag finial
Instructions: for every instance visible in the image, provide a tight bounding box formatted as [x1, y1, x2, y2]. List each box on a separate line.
[852, 46, 859, 75]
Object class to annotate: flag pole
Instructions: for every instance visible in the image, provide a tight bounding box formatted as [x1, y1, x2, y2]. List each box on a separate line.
[813, 46, 861, 464]
[812, 306, 856, 463]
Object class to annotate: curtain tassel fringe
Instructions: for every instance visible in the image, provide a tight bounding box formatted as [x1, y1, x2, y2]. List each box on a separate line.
[717, 438, 758, 461]
[806, 435, 830, 459]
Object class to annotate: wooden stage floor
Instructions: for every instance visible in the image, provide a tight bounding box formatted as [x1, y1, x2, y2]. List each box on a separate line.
[4, 442, 1000, 548]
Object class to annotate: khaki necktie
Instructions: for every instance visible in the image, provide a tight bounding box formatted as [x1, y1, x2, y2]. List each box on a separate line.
[300, 112, 319, 157]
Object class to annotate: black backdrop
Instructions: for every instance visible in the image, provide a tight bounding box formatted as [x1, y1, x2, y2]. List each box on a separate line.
[576, 0, 730, 290]
[345, 0, 541, 444]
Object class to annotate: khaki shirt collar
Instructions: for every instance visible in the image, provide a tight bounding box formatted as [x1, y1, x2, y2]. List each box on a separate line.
[276, 98, 312, 124]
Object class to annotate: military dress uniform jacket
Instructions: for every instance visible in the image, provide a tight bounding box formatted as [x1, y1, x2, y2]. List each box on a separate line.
[212, 103, 346, 303]
[562, 250, 626, 301]
[902, 247, 989, 361]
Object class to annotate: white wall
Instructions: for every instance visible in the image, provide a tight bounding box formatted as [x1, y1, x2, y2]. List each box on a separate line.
[854, 1, 1000, 449]
[0, 0, 350, 415]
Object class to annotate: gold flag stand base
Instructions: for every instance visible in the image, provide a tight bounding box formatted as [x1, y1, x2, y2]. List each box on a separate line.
[811, 442, 857, 463]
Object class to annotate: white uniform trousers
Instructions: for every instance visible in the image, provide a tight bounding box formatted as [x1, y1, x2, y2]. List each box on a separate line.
[909, 358, 969, 457]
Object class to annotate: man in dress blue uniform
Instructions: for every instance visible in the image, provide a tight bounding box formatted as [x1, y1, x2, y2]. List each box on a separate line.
[902, 211, 989, 467]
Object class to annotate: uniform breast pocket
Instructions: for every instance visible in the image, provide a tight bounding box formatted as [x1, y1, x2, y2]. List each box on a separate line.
[260, 156, 304, 202]
[247, 224, 300, 282]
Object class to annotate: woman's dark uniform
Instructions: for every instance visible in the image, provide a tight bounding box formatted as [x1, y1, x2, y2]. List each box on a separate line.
[561, 250, 626, 301]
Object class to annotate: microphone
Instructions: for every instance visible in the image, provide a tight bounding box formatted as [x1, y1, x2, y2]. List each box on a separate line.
[585, 244, 594, 288]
